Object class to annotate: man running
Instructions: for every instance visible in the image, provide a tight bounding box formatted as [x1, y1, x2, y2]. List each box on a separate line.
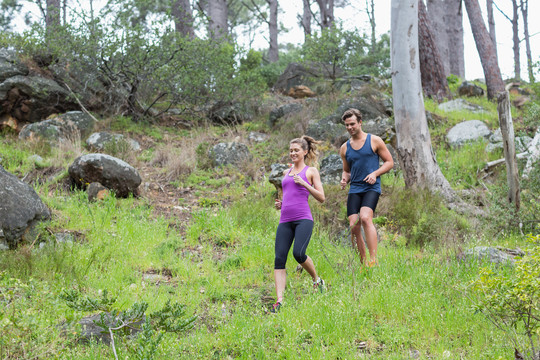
[339, 108, 394, 266]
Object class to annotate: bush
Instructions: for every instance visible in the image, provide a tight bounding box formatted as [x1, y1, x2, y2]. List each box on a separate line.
[470, 233, 540, 360]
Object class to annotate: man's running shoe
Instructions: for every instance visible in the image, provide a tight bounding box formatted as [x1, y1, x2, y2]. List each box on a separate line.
[270, 301, 282, 313]
[313, 277, 325, 293]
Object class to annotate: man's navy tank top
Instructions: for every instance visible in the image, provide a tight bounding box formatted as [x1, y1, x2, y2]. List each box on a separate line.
[345, 134, 381, 194]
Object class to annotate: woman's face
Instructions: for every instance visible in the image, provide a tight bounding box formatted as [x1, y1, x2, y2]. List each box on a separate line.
[289, 143, 307, 163]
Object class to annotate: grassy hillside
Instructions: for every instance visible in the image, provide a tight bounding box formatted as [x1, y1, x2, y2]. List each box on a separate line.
[1, 88, 539, 359]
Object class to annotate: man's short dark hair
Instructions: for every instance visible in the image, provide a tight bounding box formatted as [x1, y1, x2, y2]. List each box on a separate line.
[341, 108, 362, 122]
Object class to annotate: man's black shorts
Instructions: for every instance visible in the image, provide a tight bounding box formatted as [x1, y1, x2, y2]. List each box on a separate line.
[347, 191, 380, 216]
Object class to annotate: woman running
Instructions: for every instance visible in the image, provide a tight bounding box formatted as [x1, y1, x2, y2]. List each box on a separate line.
[271, 135, 325, 313]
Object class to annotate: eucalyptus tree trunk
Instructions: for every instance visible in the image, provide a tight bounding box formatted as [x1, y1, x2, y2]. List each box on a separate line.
[315, 0, 334, 29]
[486, 0, 497, 55]
[418, 0, 450, 101]
[446, 0, 465, 78]
[426, 0, 450, 76]
[267, 0, 278, 62]
[391, 0, 456, 203]
[511, 0, 520, 80]
[463, 0, 505, 99]
[172, 0, 196, 38]
[208, 0, 228, 39]
[301, 0, 311, 42]
[520, 0, 534, 83]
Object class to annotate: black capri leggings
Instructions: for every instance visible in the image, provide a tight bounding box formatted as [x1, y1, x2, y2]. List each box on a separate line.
[274, 219, 314, 269]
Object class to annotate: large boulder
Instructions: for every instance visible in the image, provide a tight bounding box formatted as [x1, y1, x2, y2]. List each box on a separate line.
[446, 120, 491, 147]
[0, 49, 29, 83]
[268, 103, 303, 128]
[68, 154, 141, 197]
[306, 118, 348, 146]
[208, 142, 252, 167]
[320, 154, 342, 185]
[19, 111, 96, 143]
[0, 75, 79, 125]
[207, 101, 251, 126]
[0, 165, 51, 249]
[273, 63, 319, 93]
[438, 99, 485, 113]
[457, 81, 485, 97]
[268, 163, 289, 192]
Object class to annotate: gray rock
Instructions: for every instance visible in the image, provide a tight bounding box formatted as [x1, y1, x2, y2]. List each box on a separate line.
[438, 99, 485, 113]
[0, 165, 51, 249]
[208, 142, 252, 167]
[320, 154, 342, 185]
[247, 131, 270, 143]
[207, 101, 251, 126]
[86, 132, 141, 152]
[77, 312, 145, 345]
[462, 246, 514, 265]
[68, 154, 141, 197]
[87, 182, 110, 202]
[458, 81, 485, 97]
[306, 118, 348, 146]
[0, 49, 29, 82]
[268, 103, 303, 127]
[0, 75, 78, 124]
[268, 163, 289, 190]
[489, 128, 503, 143]
[446, 120, 491, 147]
[18, 111, 95, 144]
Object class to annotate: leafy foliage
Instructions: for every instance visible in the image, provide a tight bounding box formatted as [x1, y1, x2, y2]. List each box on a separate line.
[470, 234, 540, 359]
[301, 25, 390, 80]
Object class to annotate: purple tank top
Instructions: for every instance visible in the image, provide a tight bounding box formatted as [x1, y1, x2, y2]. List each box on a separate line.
[279, 165, 313, 223]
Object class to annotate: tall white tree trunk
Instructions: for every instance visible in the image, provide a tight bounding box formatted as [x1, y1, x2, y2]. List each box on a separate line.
[391, 0, 456, 202]
[208, 0, 228, 39]
[315, 0, 334, 29]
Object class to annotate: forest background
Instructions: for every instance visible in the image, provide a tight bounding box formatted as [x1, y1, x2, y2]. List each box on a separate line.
[0, 0, 539, 359]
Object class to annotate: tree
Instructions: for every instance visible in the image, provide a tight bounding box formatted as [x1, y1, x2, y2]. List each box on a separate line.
[520, 0, 534, 83]
[242, 0, 279, 62]
[207, 0, 228, 39]
[391, 0, 457, 202]
[300, 0, 311, 42]
[445, 0, 465, 78]
[486, 0, 497, 55]
[463, 0, 505, 100]
[365, 0, 376, 53]
[426, 0, 465, 78]
[418, 0, 450, 101]
[172, 0, 195, 38]
[511, 0, 520, 80]
[315, 0, 334, 29]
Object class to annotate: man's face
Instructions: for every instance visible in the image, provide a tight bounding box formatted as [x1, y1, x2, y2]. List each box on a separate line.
[344, 115, 361, 135]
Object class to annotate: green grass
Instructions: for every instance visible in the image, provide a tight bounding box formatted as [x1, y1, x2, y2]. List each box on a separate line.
[0, 179, 527, 359]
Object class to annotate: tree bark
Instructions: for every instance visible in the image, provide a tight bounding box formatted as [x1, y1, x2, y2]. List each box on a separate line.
[366, 0, 376, 53]
[418, 0, 450, 101]
[172, 0, 196, 38]
[445, 0, 465, 78]
[463, 0, 505, 99]
[426, 0, 450, 76]
[267, 0, 278, 62]
[315, 0, 334, 29]
[497, 91, 520, 210]
[46, 0, 61, 37]
[486, 0, 497, 55]
[301, 0, 312, 42]
[520, 0, 534, 83]
[511, 0, 520, 80]
[391, 0, 457, 203]
[208, 0, 228, 39]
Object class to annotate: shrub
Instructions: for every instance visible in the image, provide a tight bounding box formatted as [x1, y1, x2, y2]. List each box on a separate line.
[470, 233, 540, 360]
